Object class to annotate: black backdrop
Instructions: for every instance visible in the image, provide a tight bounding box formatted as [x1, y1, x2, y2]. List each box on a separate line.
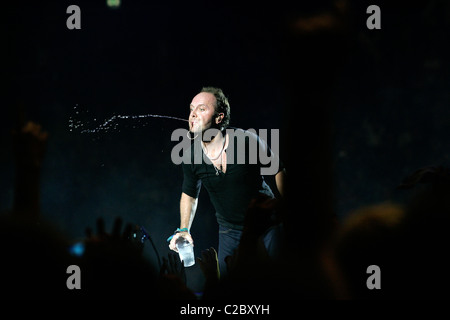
[2, 0, 450, 293]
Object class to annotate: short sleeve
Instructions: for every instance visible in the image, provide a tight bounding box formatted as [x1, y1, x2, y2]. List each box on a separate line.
[254, 130, 285, 175]
[182, 163, 201, 198]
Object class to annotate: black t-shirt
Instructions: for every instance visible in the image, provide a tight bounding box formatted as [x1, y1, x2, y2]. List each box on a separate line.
[181, 128, 283, 230]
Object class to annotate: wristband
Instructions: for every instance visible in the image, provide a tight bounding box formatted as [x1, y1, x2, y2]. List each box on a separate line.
[166, 228, 189, 242]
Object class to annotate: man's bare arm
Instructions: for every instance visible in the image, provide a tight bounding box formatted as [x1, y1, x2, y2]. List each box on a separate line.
[180, 192, 198, 230]
[169, 192, 198, 252]
[275, 168, 286, 197]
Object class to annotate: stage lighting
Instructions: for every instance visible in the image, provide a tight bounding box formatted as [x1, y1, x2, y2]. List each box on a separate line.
[107, 0, 121, 9]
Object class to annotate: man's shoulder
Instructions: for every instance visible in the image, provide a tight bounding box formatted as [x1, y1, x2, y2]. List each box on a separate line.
[226, 127, 259, 140]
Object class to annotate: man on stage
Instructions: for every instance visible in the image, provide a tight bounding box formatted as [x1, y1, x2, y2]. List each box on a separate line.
[168, 87, 286, 276]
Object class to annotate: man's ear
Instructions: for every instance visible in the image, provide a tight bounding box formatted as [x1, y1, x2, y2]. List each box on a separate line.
[216, 113, 224, 124]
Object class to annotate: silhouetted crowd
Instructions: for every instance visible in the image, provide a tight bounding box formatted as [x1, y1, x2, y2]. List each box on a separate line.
[2, 120, 450, 300]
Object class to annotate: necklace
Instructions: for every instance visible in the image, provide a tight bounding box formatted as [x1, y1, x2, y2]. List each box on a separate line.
[202, 134, 227, 175]
[214, 165, 222, 176]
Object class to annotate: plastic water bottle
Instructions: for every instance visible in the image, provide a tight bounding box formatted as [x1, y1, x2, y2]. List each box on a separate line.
[176, 236, 195, 267]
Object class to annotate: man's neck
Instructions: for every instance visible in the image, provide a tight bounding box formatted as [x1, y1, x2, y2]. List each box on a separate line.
[202, 129, 224, 148]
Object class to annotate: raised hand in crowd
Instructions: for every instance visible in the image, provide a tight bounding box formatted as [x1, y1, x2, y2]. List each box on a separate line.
[160, 251, 186, 283]
[197, 247, 220, 289]
[158, 251, 196, 299]
[84, 216, 144, 256]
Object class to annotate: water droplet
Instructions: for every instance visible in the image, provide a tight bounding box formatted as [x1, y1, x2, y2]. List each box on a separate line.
[70, 107, 188, 134]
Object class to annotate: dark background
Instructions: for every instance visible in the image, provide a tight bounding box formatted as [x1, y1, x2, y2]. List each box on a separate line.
[1, 1, 449, 293]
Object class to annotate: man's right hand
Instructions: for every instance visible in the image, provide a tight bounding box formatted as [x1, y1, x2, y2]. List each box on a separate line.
[169, 231, 194, 253]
